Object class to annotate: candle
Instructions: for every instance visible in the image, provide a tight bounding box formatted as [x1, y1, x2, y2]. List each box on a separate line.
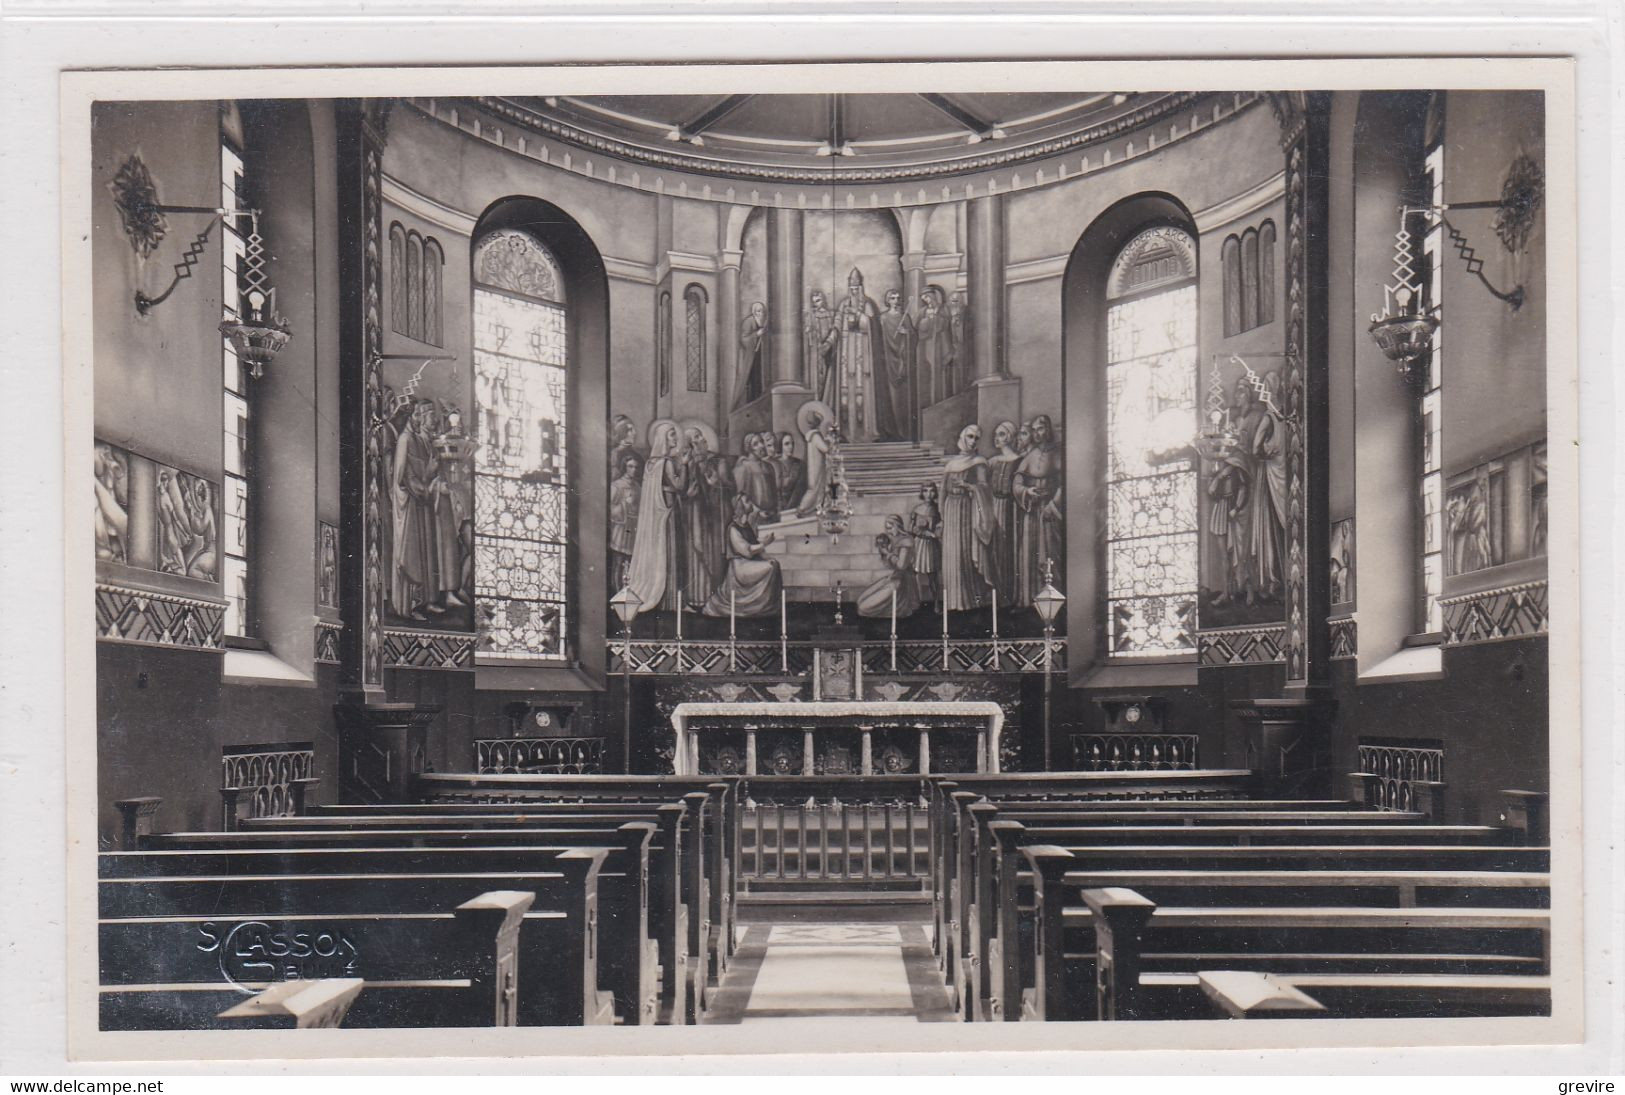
[676, 591, 684, 642]
[991, 587, 998, 638]
[890, 588, 897, 634]
[730, 591, 737, 638]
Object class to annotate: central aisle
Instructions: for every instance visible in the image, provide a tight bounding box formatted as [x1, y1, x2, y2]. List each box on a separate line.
[707, 921, 957, 1024]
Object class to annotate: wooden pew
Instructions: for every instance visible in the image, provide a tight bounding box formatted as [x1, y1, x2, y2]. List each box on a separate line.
[101, 847, 624, 1027]
[1197, 969, 1553, 1019]
[100, 889, 535, 1030]
[1078, 886, 1550, 1021]
[216, 978, 365, 1029]
[118, 822, 678, 1026]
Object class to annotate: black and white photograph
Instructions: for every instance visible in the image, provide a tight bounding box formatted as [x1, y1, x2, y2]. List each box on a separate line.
[35, 54, 1599, 1066]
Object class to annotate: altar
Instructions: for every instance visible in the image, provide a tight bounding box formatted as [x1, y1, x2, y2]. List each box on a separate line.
[668, 701, 1006, 776]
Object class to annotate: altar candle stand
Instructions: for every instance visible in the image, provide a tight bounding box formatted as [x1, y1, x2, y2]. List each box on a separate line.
[780, 588, 788, 673]
[729, 591, 737, 672]
[941, 594, 950, 669]
[675, 589, 684, 675]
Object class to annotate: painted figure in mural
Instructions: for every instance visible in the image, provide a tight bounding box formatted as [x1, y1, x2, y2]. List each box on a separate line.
[182, 476, 219, 581]
[910, 480, 942, 607]
[390, 399, 449, 620]
[823, 268, 896, 443]
[624, 419, 688, 615]
[609, 414, 642, 480]
[987, 420, 1022, 607]
[773, 432, 806, 513]
[736, 301, 768, 409]
[1248, 371, 1289, 601]
[915, 287, 955, 408]
[702, 494, 781, 618]
[1012, 413, 1065, 606]
[1446, 482, 1493, 575]
[93, 443, 129, 564]
[319, 525, 339, 607]
[804, 290, 838, 397]
[941, 423, 996, 612]
[431, 403, 472, 609]
[795, 401, 837, 519]
[733, 431, 781, 527]
[608, 450, 642, 591]
[858, 514, 922, 619]
[1206, 433, 1255, 606]
[682, 422, 729, 610]
[879, 287, 917, 440]
[948, 289, 971, 394]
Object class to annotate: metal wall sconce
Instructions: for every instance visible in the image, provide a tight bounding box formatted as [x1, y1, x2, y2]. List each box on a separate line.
[109, 152, 291, 378]
[1369, 153, 1543, 373]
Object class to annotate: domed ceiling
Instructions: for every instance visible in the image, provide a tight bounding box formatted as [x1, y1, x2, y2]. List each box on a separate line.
[478, 92, 1205, 184]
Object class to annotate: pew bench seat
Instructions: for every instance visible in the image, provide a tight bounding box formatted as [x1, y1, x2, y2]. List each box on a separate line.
[1198, 970, 1553, 1019]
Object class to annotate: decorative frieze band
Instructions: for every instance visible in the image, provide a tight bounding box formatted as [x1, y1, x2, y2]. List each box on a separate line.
[382, 627, 475, 670]
[96, 583, 226, 651]
[1197, 624, 1287, 667]
[1439, 581, 1548, 647]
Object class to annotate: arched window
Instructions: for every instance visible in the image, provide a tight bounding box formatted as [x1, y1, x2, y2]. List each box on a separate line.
[1258, 220, 1277, 325]
[472, 229, 571, 661]
[423, 238, 444, 346]
[1221, 236, 1242, 336]
[406, 233, 424, 342]
[1104, 226, 1200, 656]
[389, 223, 444, 347]
[1240, 228, 1260, 331]
[684, 284, 708, 392]
[389, 222, 407, 338]
[657, 290, 672, 397]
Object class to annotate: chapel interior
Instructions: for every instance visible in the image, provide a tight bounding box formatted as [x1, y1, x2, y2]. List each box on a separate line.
[91, 89, 1553, 1029]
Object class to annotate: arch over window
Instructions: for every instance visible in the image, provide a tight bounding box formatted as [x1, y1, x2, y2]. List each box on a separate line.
[471, 228, 572, 661]
[1103, 225, 1200, 656]
[684, 284, 708, 392]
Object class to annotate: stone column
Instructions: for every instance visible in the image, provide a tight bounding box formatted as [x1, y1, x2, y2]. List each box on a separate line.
[902, 250, 929, 321]
[767, 208, 814, 440]
[861, 728, 874, 776]
[967, 194, 1022, 441]
[717, 249, 742, 445]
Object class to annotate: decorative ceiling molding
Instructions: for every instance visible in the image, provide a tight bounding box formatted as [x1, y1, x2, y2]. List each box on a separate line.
[1193, 170, 1286, 234]
[381, 173, 478, 237]
[404, 92, 1268, 211]
[1005, 253, 1071, 286]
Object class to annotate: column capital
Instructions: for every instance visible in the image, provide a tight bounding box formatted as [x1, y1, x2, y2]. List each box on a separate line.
[719, 248, 744, 272]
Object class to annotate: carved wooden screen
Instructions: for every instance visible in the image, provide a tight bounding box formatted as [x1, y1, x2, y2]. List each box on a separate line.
[472, 229, 571, 661]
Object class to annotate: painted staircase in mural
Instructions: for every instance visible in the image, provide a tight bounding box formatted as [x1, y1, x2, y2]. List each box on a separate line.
[761, 440, 947, 601]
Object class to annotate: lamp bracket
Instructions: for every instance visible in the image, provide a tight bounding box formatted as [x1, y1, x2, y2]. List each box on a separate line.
[1402, 204, 1526, 311]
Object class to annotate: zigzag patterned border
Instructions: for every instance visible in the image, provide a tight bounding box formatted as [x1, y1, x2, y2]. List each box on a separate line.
[95, 583, 225, 651]
[315, 621, 343, 665]
[1197, 624, 1287, 666]
[1440, 581, 1548, 647]
[383, 627, 474, 670]
[1329, 616, 1357, 660]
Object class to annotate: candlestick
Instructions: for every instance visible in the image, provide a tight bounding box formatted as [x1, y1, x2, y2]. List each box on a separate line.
[941, 593, 950, 668]
[676, 591, 683, 642]
[991, 587, 999, 669]
[890, 588, 898, 672]
[729, 590, 737, 672]
[780, 588, 788, 673]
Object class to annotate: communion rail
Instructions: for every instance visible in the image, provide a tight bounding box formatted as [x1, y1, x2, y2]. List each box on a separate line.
[736, 776, 928, 885]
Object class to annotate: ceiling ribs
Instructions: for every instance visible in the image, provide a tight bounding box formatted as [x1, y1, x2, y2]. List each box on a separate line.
[918, 93, 1005, 141]
[820, 93, 854, 157]
[672, 94, 754, 144]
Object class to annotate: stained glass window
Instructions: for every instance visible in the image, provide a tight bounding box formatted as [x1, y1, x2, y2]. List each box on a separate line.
[1104, 227, 1199, 656]
[473, 229, 570, 662]
[1419, 142, 1445, 633]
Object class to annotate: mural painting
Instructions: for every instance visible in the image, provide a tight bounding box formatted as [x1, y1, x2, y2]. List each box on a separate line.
[377, 359, 474, 629]
[154, 463, 219, 582]
[1199, 355, 1289, 627]
[318, 521, 340, 609]
[1330, 517, 1354, 606]
[94, 441, 130, 565]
